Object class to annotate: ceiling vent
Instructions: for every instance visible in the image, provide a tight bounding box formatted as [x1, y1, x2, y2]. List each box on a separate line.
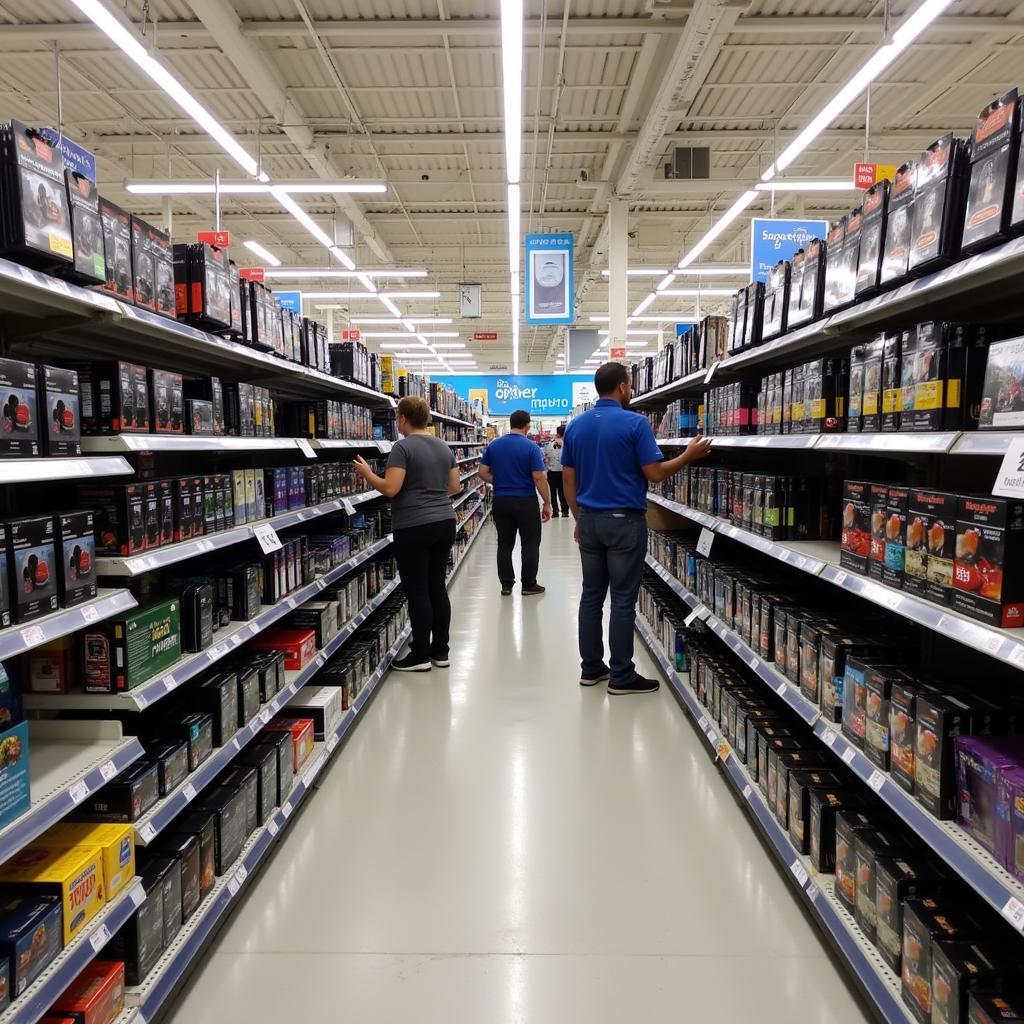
[664, 147, 710, 180]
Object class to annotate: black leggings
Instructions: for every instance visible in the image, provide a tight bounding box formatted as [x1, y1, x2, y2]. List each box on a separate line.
[547, 470, 566, 515]
[393, 518, 457, 660]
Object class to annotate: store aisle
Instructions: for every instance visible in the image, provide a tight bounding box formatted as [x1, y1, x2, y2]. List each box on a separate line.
[165, 519, 872, 1024]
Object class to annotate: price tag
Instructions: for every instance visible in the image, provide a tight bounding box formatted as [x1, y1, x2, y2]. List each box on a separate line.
[807, 883, 820, 904]
[182, 783, 197, 802]
[89, 924, 111, 952]
[207, 644, 228, 662]
[99, 759, 118, 782]
[248, 622, 261, 636]
[1009, 645, 1024, 669]
[703, 360, 719, 384]
[81, 604, 99, 623]
[327, 735, 339, 754]
[260, 708, 272, 725]
[696, 528, 715, 558]
[130, 883, 146, 908]
[138, 822, 157, 843]
[69, 780, 89, 804]
[228, 877, 240, 897]
[235, 864, 248, 885]
[749, 657, 760, 672]
[163, 674, 177, 692]
[342, 498, 357, 516]
[196, 539, 215, 553]
[698, 716, 708, 730]
[19, 625, 44, 648]
[868, 769, 886, 793]
[966, 623, 1004, 654]
[707, 729, 717, 744]
[296, 438, 316, 459]
[742, 784, 752, 800]
[776, 682, 787, 696]
[832, 570, 848, 587]
[821, 729, 837, 748]
[790, 860, 809, 887]
[841, 747, 857, 765]
[1002, 895, 1024, 931]
[268, 819, 279, 837]
[993, 437, 1024, 498]
[282, 800, 293, 818]
[252, 522, 283, 554]
[684, 606, 702, 627]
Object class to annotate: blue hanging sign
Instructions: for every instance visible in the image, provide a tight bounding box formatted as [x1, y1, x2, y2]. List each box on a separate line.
[276, 290, 302, 314]
[39, 129, 96, 182]
[524, 233, 574, 325]
[432, 374, 593, 416]
[750, 218, 828, 283]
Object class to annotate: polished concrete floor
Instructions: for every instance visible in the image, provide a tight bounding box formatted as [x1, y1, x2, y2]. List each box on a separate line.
[166, 519, 873, 1023]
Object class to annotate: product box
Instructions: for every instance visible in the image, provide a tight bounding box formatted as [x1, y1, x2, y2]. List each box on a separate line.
[807, 788, 867, 873]
[79, 361, 150, 434]
[74, 760, 159, 823]
[0, 844, 104, 944]
[823, 218, 849, 313]
[875, 858, 945, 975]
[908, 133, 968, 276]
[81, 598, 181, 692]
[196, 785, 248, 876]
[879, 332, 904, 432]
[235, 665, 261, 727]
[881, 161, 917, 286]
[955, 734, 1024, 856]
[998, 767, 1024, 883]
[855, 180, 889, 297]
[63, 168, 105, 287]
[834, 808, 877, 915]
[154, 832, 201, 924]
[23, 637, 75, 693]
[962, 88, 1020, 254]
[864, 665, 910, 770]
[96, 198, 133, 301]
[189, 672, 238, 747]
[847, 344, 868, 431]
[185, 399, 215, 436]
[165, 810, 216, 901]
[235, 746, 277, 826]
[904, 489, 959, 604]
[284, 686, 343, 742]
[140, 739, 189, 797]
[0, 721, 29, 839]
[176, 713, 213, 772]
[969, 993, 1024, 1024]
[890, 680, 932, 794]
[216, 767, 258, 837]
[262, 717, 314, 773]
[55, 510, 97, 608]
[854, 829, 913, 944]
[78, 484, 144, 556]
[0, 895, 62, 995]
[49, 959, 125, 1024]
[951, 495, 1024, 628]
[111, 863, 162, 985]
[0, 358, 40, 457]
[45, 822, 135, 901]
[249, 629, 317, 671]
[840, 480, 872, 574]
[147, 857, 182, 947]
[147, 369, 183, 434]
[915, 691, 973, 819]
[4, 514, 58, 623]
[38, 365, 80, 456]
[868, 483, 889, 580]
[179, 583, 213, 654]
[253, 732, 294, 807]
[882, 486, 910, 589]
[787, 770, 844, 853]
[980, 335, 1024, 429]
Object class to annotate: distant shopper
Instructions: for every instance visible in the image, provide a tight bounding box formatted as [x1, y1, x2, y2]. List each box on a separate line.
[543, 425, 569, 517]
[478, 410, 551, 596]
[562, 363, 712, 695]
[353, 396, 462, 672]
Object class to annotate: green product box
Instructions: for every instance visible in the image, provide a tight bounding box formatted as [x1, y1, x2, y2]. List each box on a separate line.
[82, 597, 181, 692]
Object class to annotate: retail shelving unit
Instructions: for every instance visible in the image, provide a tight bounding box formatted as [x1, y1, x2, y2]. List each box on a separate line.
[80, 435, 320, 456]
[429, 409, 480, 430]
[635, 614, 914, 1024]
[0, 457, 134, 482]
[311, 438, 394, 452]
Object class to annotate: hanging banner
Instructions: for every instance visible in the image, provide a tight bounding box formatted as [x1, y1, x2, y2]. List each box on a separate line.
[432, 374, 593, 416]
[197, 230, 231, 248]
[39, 129, 96, 182]
[854, 162, 898, 189]
[750, 218, 828, 283]
[524, 233, 574, 325]
[275, 290, 302, 314]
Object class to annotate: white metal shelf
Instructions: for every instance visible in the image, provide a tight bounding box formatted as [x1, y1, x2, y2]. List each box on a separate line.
[635, 615, 915, 1024]
[25, 535, 394, 713]
[81, 435, 317, 456]
[655, 432, 963, 454]
[453, 484, 485, 510]
[310, 438, 393, 451]
[0, 456, 134, 482]
[430, 408, 480, 429]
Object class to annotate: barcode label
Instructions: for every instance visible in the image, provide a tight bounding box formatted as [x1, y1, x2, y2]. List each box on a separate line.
[822, 730, 837, 748]
[268, 819, 279, 836]
[1002, 896, 1024, 931]
[228, 877, 240, 897]
[99, 760, 118, 782]
[791, 860, 809, 887]
[868, 770, 886, 792]
[89, 924, 111, 952]
[842, 747, 857, 765]
[138, 822, 157, 843]
[81, 604, 99, 623]
[69, 780, 89, 804]
[776, 682, 787, 695]
[282, 801, 293, 818]
[742, 784, 752, 799]
[183, 783, 197, 802]
[20, 625, 44, 648]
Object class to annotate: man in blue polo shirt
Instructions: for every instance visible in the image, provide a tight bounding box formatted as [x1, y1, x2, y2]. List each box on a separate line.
[562, 362, 712, 695]
[479, 409, 552, 596]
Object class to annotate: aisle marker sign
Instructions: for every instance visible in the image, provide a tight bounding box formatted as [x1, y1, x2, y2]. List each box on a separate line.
[750, 218, 828, 283]
[524, 233, 575, 325]
[252, 523, 283, 554]
[994, 437, 1024, 498]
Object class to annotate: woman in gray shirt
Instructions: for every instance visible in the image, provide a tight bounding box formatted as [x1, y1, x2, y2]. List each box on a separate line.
[354, 396, 462, 672]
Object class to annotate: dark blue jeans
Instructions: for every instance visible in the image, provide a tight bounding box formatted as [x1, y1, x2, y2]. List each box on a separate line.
[577, 508, 647, 685]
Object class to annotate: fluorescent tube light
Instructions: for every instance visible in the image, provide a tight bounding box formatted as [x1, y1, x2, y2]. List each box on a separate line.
[500, 0, 523, 184]
[678, 190, 759, 269]
[632, 293, 657, 316]
[266, 269, 428, 280]
[600, 268, 668, 277]
[430, 343, 467, 349]
[380, 291, 441, 300]
[124, 179, 387, 195]
[674, 266, 748, 276]
[379, 296, 403, 318]
[364, 331, 459, 339]
[656, 288, 735, 297]
[507, 184, 521, 269]
[243, 240, 281, 267]
[353, 316, 452, 325]
[328, 246, 357, 271]
[272, 189, 334, 248]
[755, 180, 856, 192]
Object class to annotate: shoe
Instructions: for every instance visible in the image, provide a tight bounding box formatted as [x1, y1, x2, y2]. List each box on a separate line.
[501, 585, 513, 596]
[580, 666, 610, 687]
[561, 513, 570, 517]
[522, 584, 546, 596]
[392, 654, 431, 672]
[607, 674, 660, 695]
[430, 655, 450, 667]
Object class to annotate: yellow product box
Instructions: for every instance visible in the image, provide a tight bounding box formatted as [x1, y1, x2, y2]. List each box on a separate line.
[45, 823, 135, 901]
[0, 844, 105, 944]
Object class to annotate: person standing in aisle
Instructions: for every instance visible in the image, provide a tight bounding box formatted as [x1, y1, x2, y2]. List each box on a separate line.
[543, 424, 569, 517]
[353, 396, 462, 672]
[562, 363, 712, 695]
[478, 409, 552, 596]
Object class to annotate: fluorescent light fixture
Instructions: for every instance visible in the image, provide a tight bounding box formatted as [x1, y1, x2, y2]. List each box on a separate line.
[656, 274, 676, 291]
[272, 189, 334, 248]
[362, 332, 417, 339]
[267, 269, 428, 280]
[656, 288, 735, 297]
[598, 330, 660, 337]
[328, 246, 357, 271]
[380, 291, 441, 300]
[430, 343, 467, 349]
[379, 345, 428, 351]
[755, 180, 856, 192]
[507, 184, 521, 269]
[674, 266, 748, 276]
[124, 179, 387, 195]
[600, 268, 668, 277]
[72, 0, 259, 177]
[500, 0, 523, 184]
[352, 316, 452, 325]
[510, 272, 521, 298]
[632, 293, 657, 316]
[678, 190, 759, 269]
[379, 296, 403, 318]
[243, 240, 281, 267]
[356, 274, 377, 293]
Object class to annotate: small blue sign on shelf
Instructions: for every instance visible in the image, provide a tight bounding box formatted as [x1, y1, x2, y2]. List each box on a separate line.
[524, 233, 574, 325]
[39, 129, 96, 182]
[750, 218, 828, 283]
[276, 291, 302, 315]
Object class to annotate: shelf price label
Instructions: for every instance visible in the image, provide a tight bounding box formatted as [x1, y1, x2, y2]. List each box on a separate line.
[138, 822, 157, 844]
[69, 780, 89, 805]
[182, 783, 197, 802]
[252, 522, 283, 554]
[821, 729, 837, 748]
[99, 760, 118, 782]
[268, 819, 279, 837]
[81, 603, 99, 623]
[296, 438, 316, 459]
[19, 625, 44, 649]
[790, 860, 809, 888]
[994, 437, 1024, 499]
[1002, 896, 1024, 932]
[696, 528, 715, 558]
[742, 784, 752, 800]
[89, 924, 111, 952]
[342, 498, 357, 516]
[841, 747, 857, 765]
[867, 769, 886, 793]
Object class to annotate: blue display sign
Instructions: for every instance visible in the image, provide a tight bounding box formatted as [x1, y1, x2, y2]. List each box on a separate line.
[750, 218, 828, 283]
[676, 322, 698, 336]
[524, 233, 574, 325]
[432, 374, 594, 417]
[39, 128, 96, 182]
[276, 290, 302, 314]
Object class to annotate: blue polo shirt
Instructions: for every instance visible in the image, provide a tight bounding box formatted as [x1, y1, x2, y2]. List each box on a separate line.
[480, 433, 545, 498]
[561, 399, 663, 511]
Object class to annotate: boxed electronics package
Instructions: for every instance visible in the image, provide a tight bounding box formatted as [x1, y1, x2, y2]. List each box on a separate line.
[39, 364, 81, 455]
[0, 358, 40, 457]
[62, 170, 106, 287]
[80, 598, 182, 692]
[130, 214, 175, 317]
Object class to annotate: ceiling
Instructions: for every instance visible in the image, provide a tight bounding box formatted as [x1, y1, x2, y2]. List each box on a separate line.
[0, 0, 1021, 371]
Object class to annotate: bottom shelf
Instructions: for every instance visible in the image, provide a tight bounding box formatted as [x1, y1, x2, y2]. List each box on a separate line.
[635, 615, 914, 1024]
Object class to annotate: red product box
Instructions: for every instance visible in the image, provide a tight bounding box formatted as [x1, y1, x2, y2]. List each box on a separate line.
[868, 483, 888, 580]
[951, 495, 1024, 627]
[248, 629, 317, 671]
[262, 718, 315, 772]
[840, 480, 872, 575]
[48, 960, 125, 1024]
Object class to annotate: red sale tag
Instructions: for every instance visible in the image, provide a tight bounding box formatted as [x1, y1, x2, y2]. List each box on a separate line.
[854, 163, 876, 189]
[197, 230, 231, 248]
[239, 267, 265, 282]
[341, 329, 361, 342]
[610, 346, 626, 360]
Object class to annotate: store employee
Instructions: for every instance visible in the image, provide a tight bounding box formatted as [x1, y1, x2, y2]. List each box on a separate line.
[562, 362, 712, 696]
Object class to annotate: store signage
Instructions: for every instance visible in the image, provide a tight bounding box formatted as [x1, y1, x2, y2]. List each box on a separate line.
[488, 363, 510, 371]
[197, 230, 231, 248]
[340, 328, 361, 341]
[854, 162, 898, 189]
[994, 438, 1024, 498]
[473, 332, 498, 341]
[40, 129, 96, 182]
[432, 374, 593, 416]
[676, 322, 698, 336]
[276, 290, 302, 315]
[239, 267, 265, 282]
[524, 233, 575, 325]
[610, 346, 627, 361]
[750, 218, 829, 283]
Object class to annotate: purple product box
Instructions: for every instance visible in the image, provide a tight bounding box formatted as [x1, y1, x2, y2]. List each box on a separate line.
[955, 734, 1024, 858]
[998, 766, 1024, 883]
[263, 469, 288, 516]
[287, 466, 305, 510]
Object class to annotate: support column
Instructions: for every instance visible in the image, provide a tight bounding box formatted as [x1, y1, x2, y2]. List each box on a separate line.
[608, 198, 629, 361]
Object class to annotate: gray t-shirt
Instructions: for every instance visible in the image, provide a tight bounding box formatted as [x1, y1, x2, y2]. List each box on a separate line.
[387, 434, 458, 530]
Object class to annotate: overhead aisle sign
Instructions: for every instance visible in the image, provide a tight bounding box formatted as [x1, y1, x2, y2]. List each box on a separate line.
[276, 291, 302, 314]
[524, 233, 574, 325]
[433, 374, 594, 416]
[750, 218, 828, 283]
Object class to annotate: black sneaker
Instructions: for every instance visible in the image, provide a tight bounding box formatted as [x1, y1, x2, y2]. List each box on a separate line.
[580, 666, 610, 687]
[501, 585, 513, 596]
[522, 584, 546, 596]
[607, 674, 660, 695]
[430, 655, 450, 668]
[392, 654, 431, 672]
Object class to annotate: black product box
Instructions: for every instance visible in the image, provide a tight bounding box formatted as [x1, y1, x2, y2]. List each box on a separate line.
[171, 479, 196, 543]
[882, 485, 910, 590]
[74, 760, 160, 822]
[874, 857, 945, 974]
[63, 169, 105, 286]
[807, 788, 867, 873]
[868, 483, 888, 581]
[0, 358, 39, 457]
[252, 651, 284, 703]
[154, 832, 201, 924]
[190, 672, 239, 747]
[824, 216, 858, 312]
[165, 811, 216, 902]
[216, 767, 258, 837]
[236, 665, 261, 726]
[773, 750, 829, 827]
[97, 197, 133, 301]
[962, 88, 1020, 255]
[1014, 101, 1024, 235]
[802, 356, 845, 433]
[890, 680, 932, 795]
[179, 583, 214, 653]
[156, 479, 174, 546]
[38, 364, 80, 456]
[112, 861, 163, 985]
[834, 808, 881, 915]
[254, 732, 294, 806]
[80, 360, 150, 434]
[740, 281, 763, 349]
[4, 514, 58, 622]
[176, 713, 214, 771]
[236, 745, 277, 825]
[855, 180, 888, 297]
[130, 215, 175, 317]
[795, 237, 825, 328]
[196, 785, 248, 875]
[853, 829, 912, 944]
[914, 692, 972, 819]
[787, 250, 805, 331]
[184, 378, 224, 435]
[880, 332, 904, 433]
[969, 992, 1024, 1024]
[881, 161, 917, 286]
[55, 509, 97, 608]
[787, 770, 844, 853]
[140, 739, 189, 797]
[185, 399, 215, 436]
[146, 857, 182, 948]
[932, 941, 1015, 1024]
[904, 489, 958, 605]
[860, 336, 885, 432]
[900, 321, 969, 432]
[762, 260, 789, 339]
[846, 343, 868, 432]
[840, 480, 872, 575]
[908, 133, 968, 276]
[148, 369, 183, 434]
